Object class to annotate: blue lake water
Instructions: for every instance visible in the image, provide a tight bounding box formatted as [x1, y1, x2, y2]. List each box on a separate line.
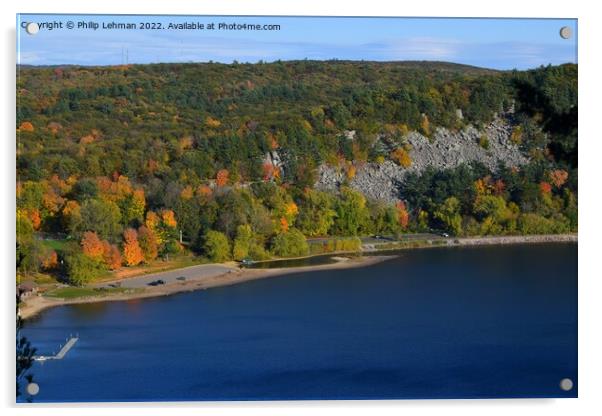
[20, 243, 577, 402]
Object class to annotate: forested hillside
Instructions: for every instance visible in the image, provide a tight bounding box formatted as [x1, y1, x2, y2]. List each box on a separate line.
[16, 60, 577, 284]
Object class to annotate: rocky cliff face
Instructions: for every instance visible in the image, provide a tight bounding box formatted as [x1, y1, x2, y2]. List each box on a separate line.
[316, 118, 528, 203]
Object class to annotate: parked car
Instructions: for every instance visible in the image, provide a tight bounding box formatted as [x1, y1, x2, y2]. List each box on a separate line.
[176, 276, 186, 281]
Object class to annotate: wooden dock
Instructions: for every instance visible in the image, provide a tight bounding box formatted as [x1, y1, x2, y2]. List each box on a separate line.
[33, 335, 79, 361]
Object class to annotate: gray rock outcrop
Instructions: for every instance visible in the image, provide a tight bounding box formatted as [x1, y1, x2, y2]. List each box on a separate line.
[316, 118, 528, 204]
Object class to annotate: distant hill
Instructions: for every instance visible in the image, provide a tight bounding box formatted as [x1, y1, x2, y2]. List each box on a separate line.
[17, 60, 575, 185]
[18, 59, 500, 74]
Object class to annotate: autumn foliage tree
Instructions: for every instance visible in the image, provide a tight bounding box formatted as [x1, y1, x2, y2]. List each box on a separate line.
[122, 228, 144, 266]
[81, 231, 104, 262]
[205, 116, 221, 128]
[145, 211, 160, 230]
[81, 231, 121, 269]
[137, 226, 159, 263]
[161, 210, 177, 228]
[549, 169, 568, 188]
[396, 201, 409, 229]
[197, 185, 213, 197]
[145, 210, 177, 249]
[18, 121, 34, 132]
[345, 163, 357, 180]
[41, 250, 58, 270]
[279, 217, 289, 232]
[216, 169, 229, 187]
[180, 186, 194, 200]
[61, 200, 81, 228]
[390, 148, 412, 168]
[101, 240, 122, 270]
[28, 209, 42, 230]
[284, 201, 299, 221]
[539, 181, 552, 196]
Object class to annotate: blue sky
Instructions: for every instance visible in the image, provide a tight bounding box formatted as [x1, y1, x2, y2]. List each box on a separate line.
[17, 14, 577, 70]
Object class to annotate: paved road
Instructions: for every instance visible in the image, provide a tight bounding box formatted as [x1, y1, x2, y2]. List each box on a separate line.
[94, 264, 237, 289]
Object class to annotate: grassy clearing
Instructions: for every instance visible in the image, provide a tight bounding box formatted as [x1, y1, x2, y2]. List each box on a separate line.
[45, 286, 141, 299]
[32, 272, 60, 285]
[17, 271, 61, 286]
[40, 238, 71, 252]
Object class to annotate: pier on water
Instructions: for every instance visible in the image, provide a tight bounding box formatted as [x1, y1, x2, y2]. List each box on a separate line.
[33, 334, 79, 362]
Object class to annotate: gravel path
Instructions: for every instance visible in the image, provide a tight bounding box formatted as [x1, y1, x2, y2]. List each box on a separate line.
[94, 264, 237, 289]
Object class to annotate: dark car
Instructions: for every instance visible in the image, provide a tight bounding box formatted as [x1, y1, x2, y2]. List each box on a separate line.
[176, 276, 186, 281]
[147, 279, 166, 286]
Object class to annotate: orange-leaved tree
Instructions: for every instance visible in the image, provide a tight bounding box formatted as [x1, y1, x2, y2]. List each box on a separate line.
[160, 210, 177, 228]
[396, 201, 409, 229]
[216, 169, 229, 187]
[101, 240, 122, 270]
[81, 231, 105, 262]
[18, 121, 34, 132]
[539, 181, 552, 195]
[197, 184, 213, 198]
[122, 228, 144, 266]
[145, 211, 160, 230]
[280, 217, 289, 232]
[41, 250, 58, 270]
[549, 169, 569, 188]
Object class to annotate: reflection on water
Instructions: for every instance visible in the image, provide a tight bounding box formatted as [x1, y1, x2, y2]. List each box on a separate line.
[248, 254, 358, 269]
[66, 302, 110, 320]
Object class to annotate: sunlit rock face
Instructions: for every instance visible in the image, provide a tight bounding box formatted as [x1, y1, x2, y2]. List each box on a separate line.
[316, 118, 528, 204]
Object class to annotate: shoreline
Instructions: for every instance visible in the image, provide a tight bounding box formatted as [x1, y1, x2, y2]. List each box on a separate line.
[19, 233, 576, 320]
[367, 233, 578, 252]
[19, 255, 390, 320]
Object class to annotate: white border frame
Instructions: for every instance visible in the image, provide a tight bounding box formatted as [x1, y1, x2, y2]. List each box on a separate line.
[3, 1, 599, 415]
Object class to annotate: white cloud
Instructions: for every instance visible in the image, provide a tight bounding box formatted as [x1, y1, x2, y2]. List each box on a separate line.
[385, 37, 462, 60]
